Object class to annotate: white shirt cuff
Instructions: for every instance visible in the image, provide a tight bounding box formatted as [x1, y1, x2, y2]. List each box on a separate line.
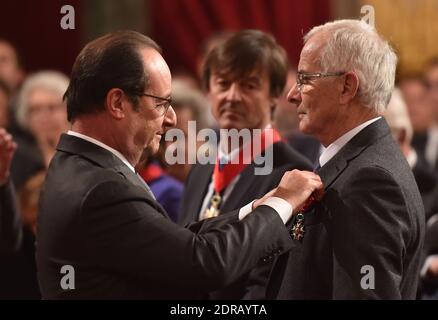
[238, 200, 255, 220]
[420, 254, 438, 278]
[238, 197, 293, 224]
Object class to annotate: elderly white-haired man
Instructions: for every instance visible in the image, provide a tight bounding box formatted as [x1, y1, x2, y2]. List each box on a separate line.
[266, 19, 425, 299]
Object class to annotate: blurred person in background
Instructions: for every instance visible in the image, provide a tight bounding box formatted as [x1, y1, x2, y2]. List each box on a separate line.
[164, 79, 212, 183]
[0, 39, 29, 143]
[11, 71, 69, 189]
[0, 39, 24, 98]
[384, 88, 438, 221]
[0, 128, 42, 299]
[0, 170, 45, 299]
[400, 75, 438, 173]
[0, 127, 20, 255]
[423, 58, 438, 172]
[273, 68, 298, 138]
[179, 29, 312, 300]
[0, 80, 11, 129]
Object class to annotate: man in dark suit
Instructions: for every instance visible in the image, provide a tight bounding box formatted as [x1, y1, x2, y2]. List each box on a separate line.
[179, 30, 312, 299]
[36, 30, 323, 299]
[267, 20, 425, 299]
[0, 127, 21, 254]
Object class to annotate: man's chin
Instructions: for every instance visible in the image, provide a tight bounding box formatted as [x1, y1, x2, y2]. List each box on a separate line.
[298, 120, 311, 135]
[219, 119, 246, 131]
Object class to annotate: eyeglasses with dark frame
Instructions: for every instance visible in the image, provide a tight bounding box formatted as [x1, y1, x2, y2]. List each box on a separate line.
[296, 71, 345, 91]
[140, 93, 172, 115]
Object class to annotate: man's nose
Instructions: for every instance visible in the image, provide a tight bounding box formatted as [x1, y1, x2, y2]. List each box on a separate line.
[225, 83, 242, 102]
[287, 83, 301, 106]
[164, 105, 177, 129]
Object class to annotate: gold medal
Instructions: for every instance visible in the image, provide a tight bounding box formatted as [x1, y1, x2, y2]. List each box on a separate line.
[203, 192, 222, 219]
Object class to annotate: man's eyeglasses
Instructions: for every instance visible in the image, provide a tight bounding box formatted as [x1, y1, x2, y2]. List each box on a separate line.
[296, 71, 345, 91]
[140, 93, 172, 115]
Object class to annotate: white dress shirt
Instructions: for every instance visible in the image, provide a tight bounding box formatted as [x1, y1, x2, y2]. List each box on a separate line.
[319, 117, 381, 167]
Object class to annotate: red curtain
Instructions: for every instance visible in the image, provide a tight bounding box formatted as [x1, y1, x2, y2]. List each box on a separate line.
[150, 0, 331, 76]
[0, 0, 83, 75]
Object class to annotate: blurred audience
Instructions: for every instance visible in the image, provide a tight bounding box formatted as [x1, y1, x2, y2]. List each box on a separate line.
[10, 71, 69, 189]
[0, 39, 24, 97]
[0, 170, 44, 299]
[384, 88, 438, 220]
[384, 87, 438, 300]
[423, 58, 438, 171]
[0, 127, 20, 255]
[273, 68, 298, 137]
[0, 80, 11, 129]
[400, 74, 438, 173]
[0, 128, 42, 299]
[164, 79, 212, 183]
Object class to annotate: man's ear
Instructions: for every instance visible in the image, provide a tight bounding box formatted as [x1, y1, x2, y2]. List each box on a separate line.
[339, 72, 359, 104]
[105, 88, 126, 120]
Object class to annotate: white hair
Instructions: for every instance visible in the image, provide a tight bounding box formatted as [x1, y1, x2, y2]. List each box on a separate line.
[16, 70, 69, 129]
[384, 87, 413, 144]
[304, 19, 398, 113]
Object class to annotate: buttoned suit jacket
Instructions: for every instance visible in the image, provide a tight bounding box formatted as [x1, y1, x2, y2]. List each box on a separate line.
[267, 119, 425, 299]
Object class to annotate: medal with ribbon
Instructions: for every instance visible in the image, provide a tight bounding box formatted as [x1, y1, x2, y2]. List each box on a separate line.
[203, 128, 282, 219]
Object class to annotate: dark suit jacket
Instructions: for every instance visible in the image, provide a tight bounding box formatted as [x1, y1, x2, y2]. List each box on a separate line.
[179, 141, 312, 299]
[36, 134, 293, 299]
[267, 119, 425, 299]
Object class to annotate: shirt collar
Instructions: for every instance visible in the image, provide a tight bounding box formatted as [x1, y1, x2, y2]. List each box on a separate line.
[67, 130, 136, 173]
[319, 117, 381, 167]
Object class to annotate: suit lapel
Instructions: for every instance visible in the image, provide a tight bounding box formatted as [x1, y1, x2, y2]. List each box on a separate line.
[318, 118, 391, 189]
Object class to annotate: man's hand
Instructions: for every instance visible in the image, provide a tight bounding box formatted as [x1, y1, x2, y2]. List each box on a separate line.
[0, 128, 17, 186]
[271, 170, 323, 214]
[253, 188, 276, 209]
